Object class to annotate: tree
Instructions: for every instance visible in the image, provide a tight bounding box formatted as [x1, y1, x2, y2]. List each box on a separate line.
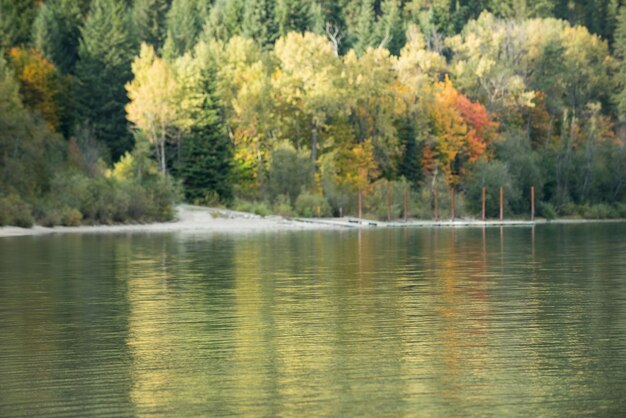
[32, 0, 84, 74]
[375, 0, 405, 55]
[175, 63, 233, 203]
[126, 44, 178, 174]
[273, 32, 345, 165]
[76, 0, 136, 161]
[353, 0, 377, 55]
[205, 0, 245, 42]
[0, 0, 38, 48]
[8, 47, 67, 132]
[242, 0, 277, 48]
[275, 0, 313, 36]
[162, 0, 201, 58]
[614, 6, 626, 119]
[132, 0, 171, 50]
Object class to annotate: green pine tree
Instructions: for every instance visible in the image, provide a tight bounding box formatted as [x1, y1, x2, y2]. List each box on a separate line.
[375, 0, 405, 55]
[0, 0, 38, 48]
[243, 0, 277, 47]
[32, 0, 83, 75]
[132, 0, 171, 50]
[162, 0, 201, 58]
[75, 0, 136, 161]
[354, 0, 377, 55]
[206, 0, 245, 42]
[276, 0, 314, 36]
[176, 67, 233, 203]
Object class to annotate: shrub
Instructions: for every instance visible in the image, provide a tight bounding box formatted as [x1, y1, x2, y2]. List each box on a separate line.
[463, 159, 520, 218]
[272, 194, 293, 218]
[295, 191, 331, 217]
[0, 194, 34, 228]
[580, 203, 618, 219]
[61, 208, 83, 226]
[538, 201, 557, 220]
[268, 143, 314, 203]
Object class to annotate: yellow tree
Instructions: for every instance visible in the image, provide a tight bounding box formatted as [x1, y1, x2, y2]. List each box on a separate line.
[272, 32, 346, 166]
[126, 43, 178, 173]
[8, 47, 65, 131]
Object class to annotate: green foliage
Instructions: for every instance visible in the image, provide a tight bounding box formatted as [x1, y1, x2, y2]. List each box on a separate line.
[242, 0, 277, 47]
[0, 194, 34, 227]
[0, 0, 37, 48]
[268, 142, 314, 204]
[162, 0, 201, 58]
[275, 0, 313, 36]
[132, 0, 171, 49]
[295, 191, 331, 217]
[32, 0, 83, 74]
[272, 194, 293, 217]
[463, 159, 521, 218]
[174, 65, 233, 204]
[76, 0, 136, 161]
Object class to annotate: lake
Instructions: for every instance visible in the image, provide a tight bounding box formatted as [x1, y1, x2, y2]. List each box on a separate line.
[1, 224, 626, 416]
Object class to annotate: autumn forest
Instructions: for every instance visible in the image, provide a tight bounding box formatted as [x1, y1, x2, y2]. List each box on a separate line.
[1, 0, 626, 226]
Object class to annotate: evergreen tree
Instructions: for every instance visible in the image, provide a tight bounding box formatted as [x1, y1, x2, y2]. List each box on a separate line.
[75, 0, 136, 161]
[614, 6, 626, 119]
[397, 118, 422, 184]
[354, 0, 377, 55]
[0, 0, 38, 48]
[276, 0, 313, 36]
[32, 0, 83, 75]
[132, 0, 171, 50]
[242, 0, 277, 48]
[162, 0, 201, 58]
[206, 0, 245, 42]
[375, 0, 405, 55]
[176, 67, 233, 203]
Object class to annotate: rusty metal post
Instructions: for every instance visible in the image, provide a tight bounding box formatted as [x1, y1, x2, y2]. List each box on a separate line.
[482, 186, 486, 221]
[499, 187, 504, 221]
[451, 188, 455, 221]
[434, 188, 439, 221]
[387, 185, 391, 221]
[404, 188, 408, 222]
[531, 185, 535, 221]
[358, 189, 362, 222]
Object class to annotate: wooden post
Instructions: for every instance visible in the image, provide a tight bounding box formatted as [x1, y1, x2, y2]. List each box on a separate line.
[387, 185, 391, 221]
[482, 186, 486, 221]
[531, 185, 535, 221]
[451, 188, 455, 221]
[404, 188, 408, 222]
[434, 188, 439, 221]
[499, 186, 504, 221]
[358, 189, 362, 222]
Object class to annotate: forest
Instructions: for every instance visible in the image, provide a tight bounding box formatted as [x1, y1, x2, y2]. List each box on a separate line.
[1, 0, 626, 226]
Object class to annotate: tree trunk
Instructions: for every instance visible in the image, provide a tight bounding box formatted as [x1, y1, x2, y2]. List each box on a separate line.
[311, 120, 318, 166]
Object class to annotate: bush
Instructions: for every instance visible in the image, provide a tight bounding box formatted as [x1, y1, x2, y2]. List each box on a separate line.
[463, 159, 520, 218]
[0, 194, 34, 228]
[61, 208, 83, 226]
[538, 201, 557, 220]
[580, 203, 618, 219]
[268, 143, 314, 203]
[272, 194, 293, 218]
[232, 199, 271, 217]
[295, 191, 331, 217]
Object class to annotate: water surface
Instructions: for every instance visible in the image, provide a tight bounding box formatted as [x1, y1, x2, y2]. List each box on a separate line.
[1, 224, 626, 416]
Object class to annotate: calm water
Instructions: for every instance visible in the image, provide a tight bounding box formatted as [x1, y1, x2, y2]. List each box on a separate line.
[1, 224, 626, 416]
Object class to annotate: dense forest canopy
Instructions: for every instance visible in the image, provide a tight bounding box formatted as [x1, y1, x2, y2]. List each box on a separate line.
[1, 0, 626, 225]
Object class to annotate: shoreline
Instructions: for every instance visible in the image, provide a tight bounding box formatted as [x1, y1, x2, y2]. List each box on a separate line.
[1, 204, 625, 238]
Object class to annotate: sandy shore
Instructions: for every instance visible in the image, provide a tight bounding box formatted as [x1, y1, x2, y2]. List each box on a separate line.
[0, 205, 336, 237]
[1, 204, 624, 237]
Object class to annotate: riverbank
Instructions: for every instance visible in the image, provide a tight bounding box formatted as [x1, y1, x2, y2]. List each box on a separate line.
[1, 204, 625, 237]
